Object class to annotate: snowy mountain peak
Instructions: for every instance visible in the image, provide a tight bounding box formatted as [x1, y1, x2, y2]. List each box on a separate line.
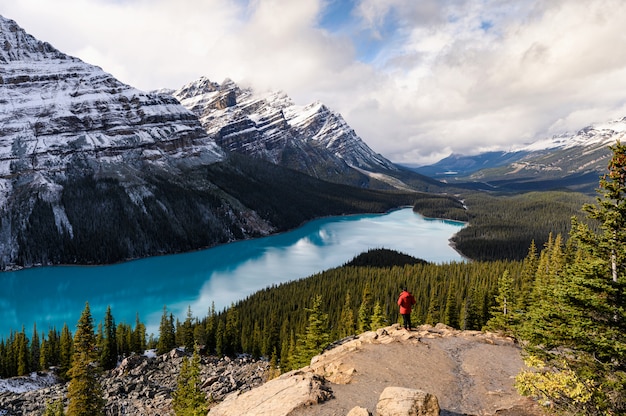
[0, 16, 66, 63]
[514, 117, 626, 153]
[173, 78, 399, 187]
[0, 15, 222, 188]
[0, 14, 227, 268]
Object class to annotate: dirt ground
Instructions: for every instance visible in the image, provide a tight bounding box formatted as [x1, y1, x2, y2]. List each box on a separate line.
[297, 326, 547, 416]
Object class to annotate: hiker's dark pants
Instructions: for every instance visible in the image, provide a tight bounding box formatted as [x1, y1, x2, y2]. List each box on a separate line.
[402, 313, 411, 329]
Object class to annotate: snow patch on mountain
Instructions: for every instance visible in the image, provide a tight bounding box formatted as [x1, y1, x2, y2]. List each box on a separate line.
[514, 117, 626, 152]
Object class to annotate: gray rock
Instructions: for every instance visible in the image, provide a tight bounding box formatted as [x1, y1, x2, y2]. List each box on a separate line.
[0, 349, 269, 415]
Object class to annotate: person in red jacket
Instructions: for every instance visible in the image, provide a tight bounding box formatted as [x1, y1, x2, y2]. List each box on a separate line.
[397, 286, 416, 330]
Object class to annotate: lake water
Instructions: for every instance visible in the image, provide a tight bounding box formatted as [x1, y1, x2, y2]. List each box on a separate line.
[0, 208, 465, 337]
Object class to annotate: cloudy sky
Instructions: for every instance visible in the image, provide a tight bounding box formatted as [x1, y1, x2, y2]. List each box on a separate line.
[3, 0, 626, 165]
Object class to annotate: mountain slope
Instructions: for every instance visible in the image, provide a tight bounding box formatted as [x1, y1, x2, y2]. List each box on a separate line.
[0, 15, 418, 270]
[171, 77, 436, 191]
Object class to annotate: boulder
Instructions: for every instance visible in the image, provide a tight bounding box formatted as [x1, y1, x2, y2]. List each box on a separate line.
[347, 406, 372, 416]
[375, 386, 440, 416]
[207, 370, 332, 416]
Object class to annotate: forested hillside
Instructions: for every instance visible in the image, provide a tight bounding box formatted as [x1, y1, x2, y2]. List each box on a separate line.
[449, 191, 594, 260]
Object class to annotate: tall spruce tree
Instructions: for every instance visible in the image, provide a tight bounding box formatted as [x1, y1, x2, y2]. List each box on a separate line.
[100, 306, 117, 371]
[484, 270, 516, 334]
[157, 306, 176, 355]
[67, 302, 105, 416]
[293, 295, 330, 369]
[338, 291, 356, 338]
[444, 282, 459, 328]
[59, 324, 73, 380]
[131, 313, 146, 354]
[30, 323, 40, 372]
[357, 284, 372, 333]
[369, 301, 386, 330]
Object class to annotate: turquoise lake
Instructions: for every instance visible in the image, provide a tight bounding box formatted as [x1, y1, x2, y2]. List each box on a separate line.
[0, 208, 465, 337]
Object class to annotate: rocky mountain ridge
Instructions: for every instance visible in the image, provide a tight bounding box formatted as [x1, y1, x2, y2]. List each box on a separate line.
[171, 77, 409, 189]
[0, 324, 545, 415]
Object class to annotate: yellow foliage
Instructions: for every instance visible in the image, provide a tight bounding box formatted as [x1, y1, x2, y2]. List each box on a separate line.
[515, 355, 594, 408]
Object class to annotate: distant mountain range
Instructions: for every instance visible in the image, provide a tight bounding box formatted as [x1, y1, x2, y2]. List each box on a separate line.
[412, 118, 626, 193]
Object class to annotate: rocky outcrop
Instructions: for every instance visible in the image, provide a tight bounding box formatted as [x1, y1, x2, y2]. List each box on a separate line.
[0, 325, 544, 416]
[0, 349, 269, 415]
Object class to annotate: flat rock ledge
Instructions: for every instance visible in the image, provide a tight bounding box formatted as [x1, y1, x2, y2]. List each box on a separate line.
[307, 323, 515, 385]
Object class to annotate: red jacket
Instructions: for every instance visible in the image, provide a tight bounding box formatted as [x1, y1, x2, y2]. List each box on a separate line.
[397, 290, 416, 314]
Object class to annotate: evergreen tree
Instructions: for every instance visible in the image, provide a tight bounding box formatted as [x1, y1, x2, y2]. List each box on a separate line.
[338, 291, 356, 338]
[100, 306, 117, 371]
[293, 295, 330, 369]
[444, 282, 459, 328]
[369, 301, 386, 330]
[157, 306, 176, 355]
[517, 240, 538, 311]
[484, 270, 516, 334]
[214, 320, 225, 358]
[43, 399, 65, 416]
[357, 284, 371, 333]
[131, 313, 146, 354]
[30, 323, 40, 372]
[193, 319, 207, 348]
[59, 324, 73, 380]
[67, 302, 105, 416]
[224, 305, 240, 355]
[425, 287, 440, 325]
[15, 327, 29, 376]
[268, 347, 281, 379]
[181, 306, 195, 352]
[461, 287, 480, 330]
[205, 302, 216, 354]
[172, 343, 208, 416]
[115, 323, 132, 358]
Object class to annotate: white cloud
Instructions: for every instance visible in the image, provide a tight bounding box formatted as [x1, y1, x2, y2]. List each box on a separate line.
[3, 0, 626, 165]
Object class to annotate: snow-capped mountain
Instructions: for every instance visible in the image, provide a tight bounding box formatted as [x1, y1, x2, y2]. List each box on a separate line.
[0, 16, 223, 185]
[172, 77, 401, 188]
[0, 15, 270, 269]
[415, 118, 626, 193]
